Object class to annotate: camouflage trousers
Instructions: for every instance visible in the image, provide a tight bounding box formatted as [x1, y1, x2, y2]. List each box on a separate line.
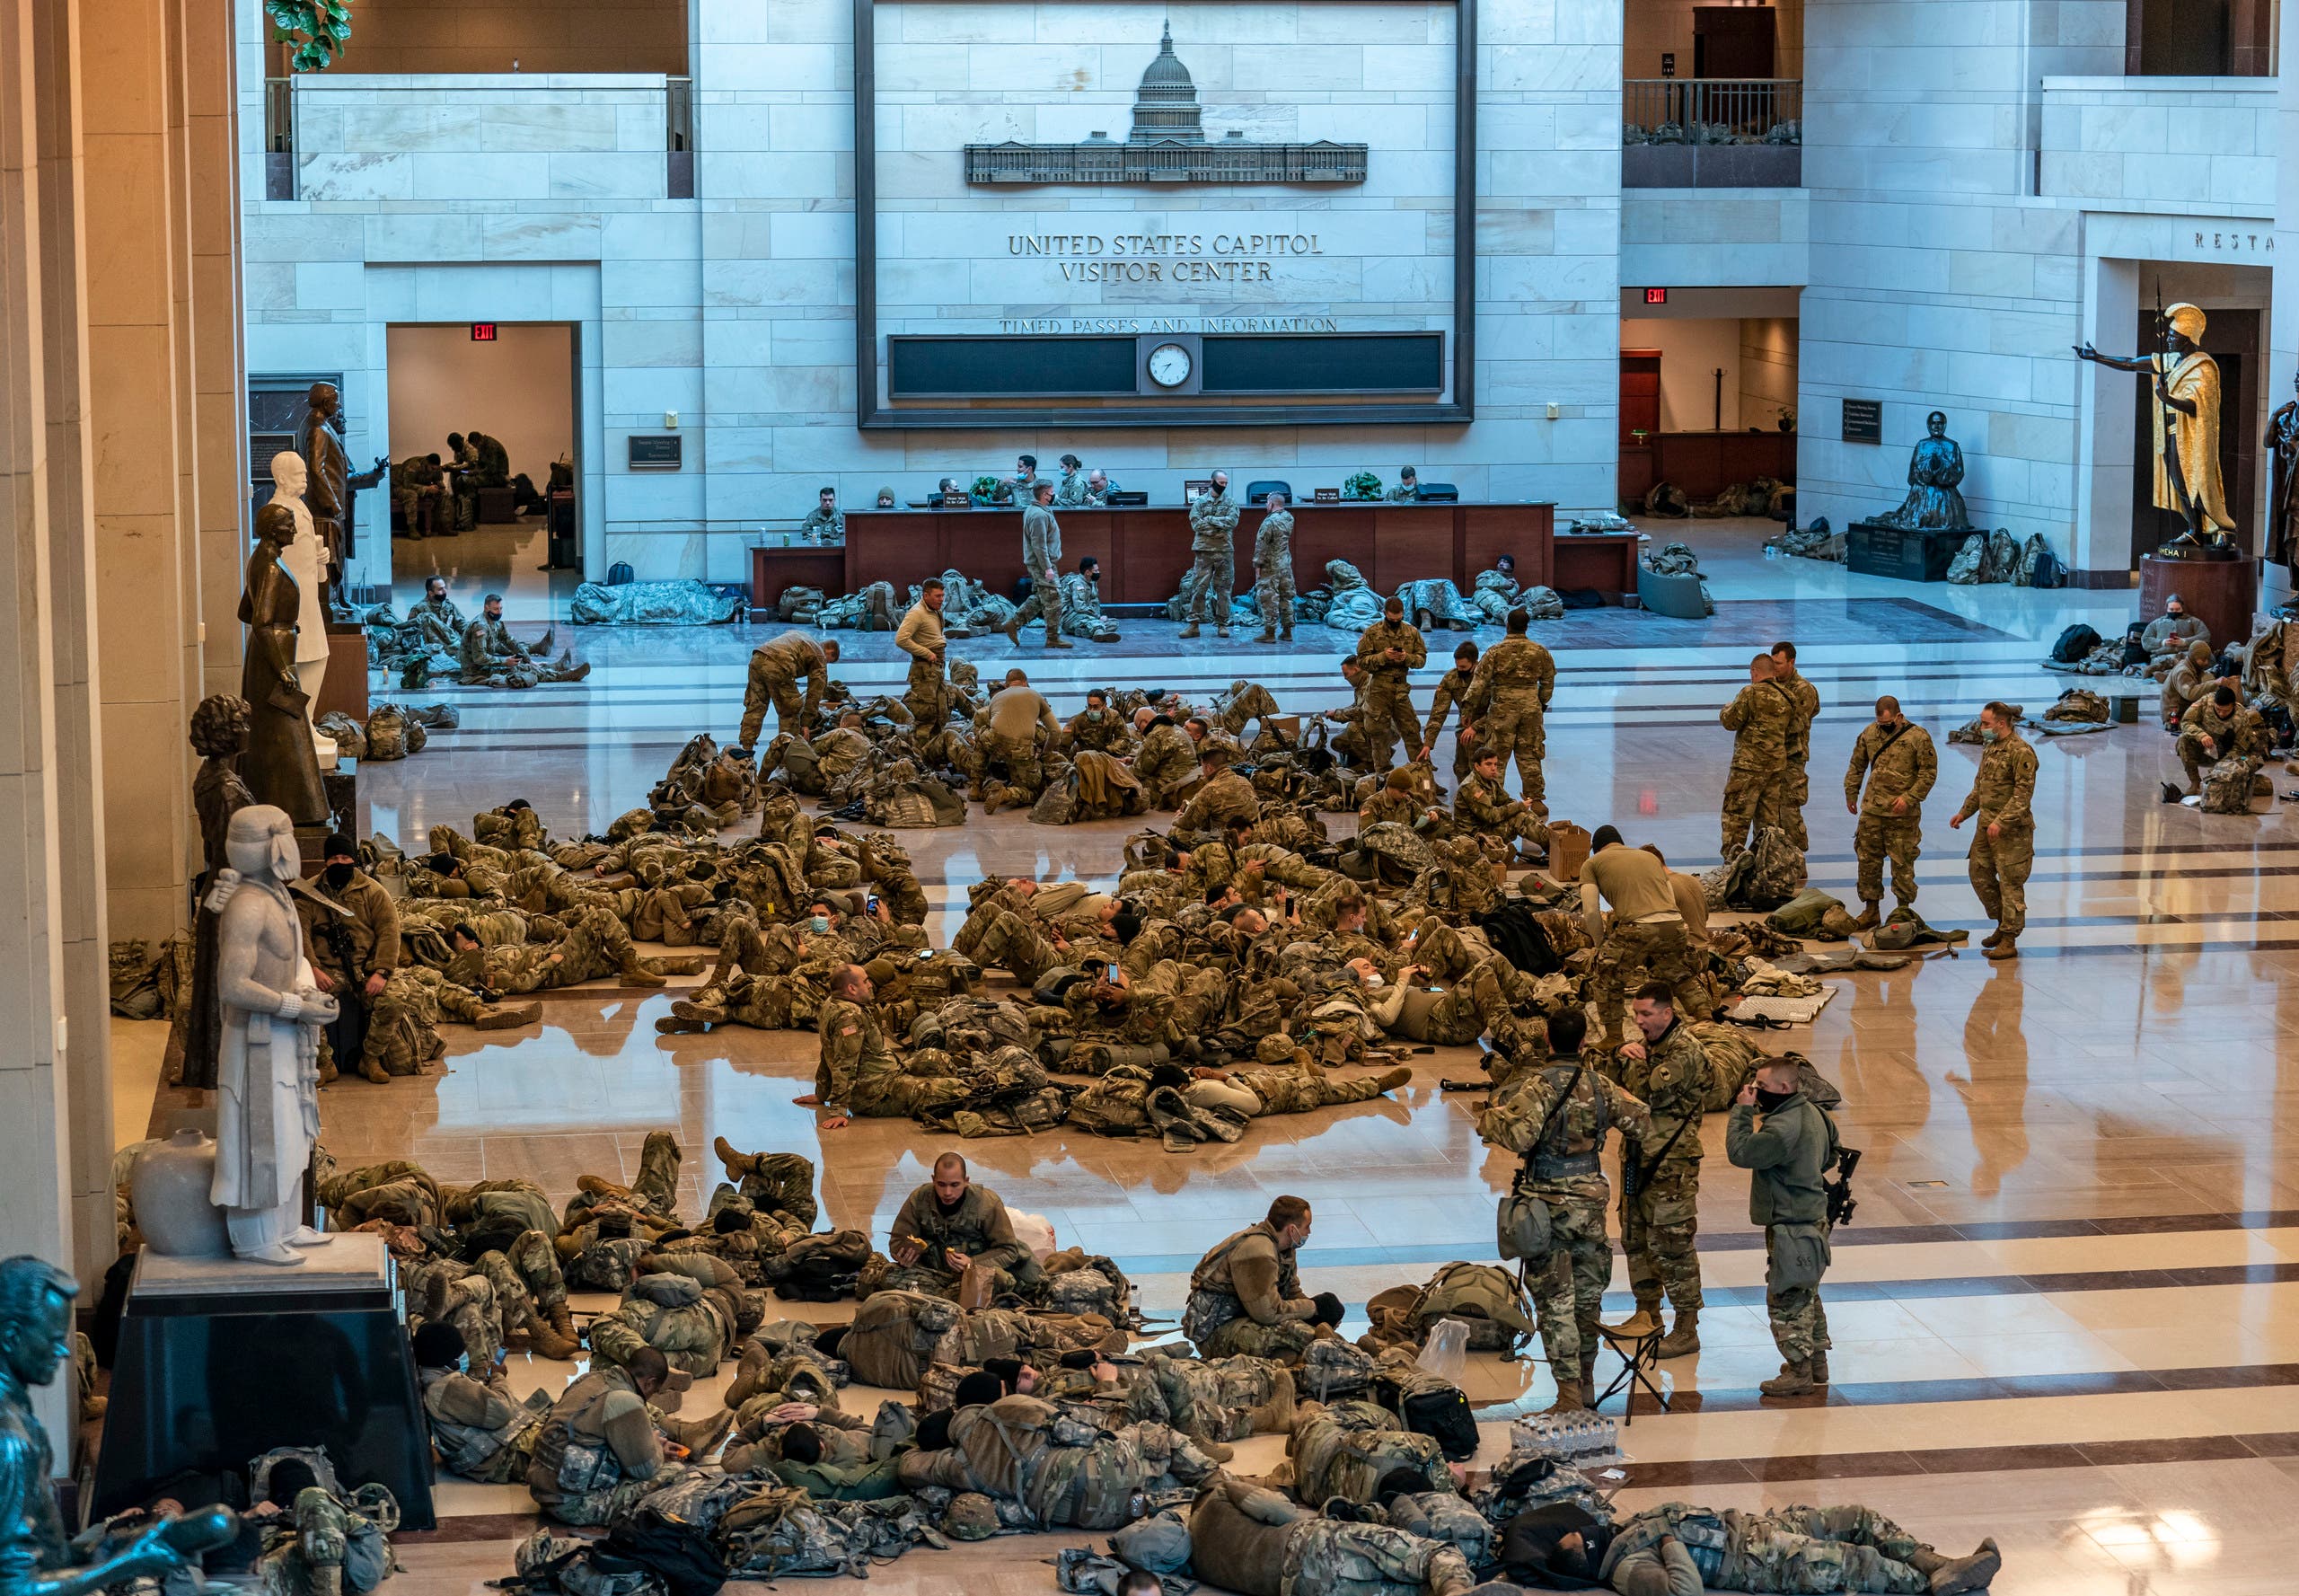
[407, 1262, 504, 1368]
[1721, 766, 1785, 855]
[1255, 565, 1295, 634]
[718, 1149, 819, 1230]
[397, 485, 444, 537]
[1722, 1506, 1929, 1594]
[575, 1127, 682, 1218]
[1766, 1223, 1831, 1365]
[1226, 1066, 1388, 1115]
[904, 656, 947, 728]
[1477, 691, 1546, 807]
[2177, 727, 2231, 789]
[980, 731, 1045, 803]
[850, 1069, 973, 1120]
[740, 657, 805, 747]
[1524, 1194, 1610, 1377]
[1593, 919, 1709, 1033]
[1193, 1303, 1318, 1362]
[954, 906, 1059, 984]
[1621, 1159, 1704, 1314]
[1362, 676, 1423, 768]
[1421, 957, 1532, 1051]
[319, 1160, 440, 1227]
[547, 1464, 692, 1529]
[1852, 812, 1921, 906]
[1013, 580, 1064, 642]
[1187, 550, 1235, 628]
[1966, 817, 2033, 937]
[1776, 762, 1811, 851]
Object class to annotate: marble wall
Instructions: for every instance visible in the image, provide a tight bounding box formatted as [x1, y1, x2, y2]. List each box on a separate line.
[243, 0, 1627, 579]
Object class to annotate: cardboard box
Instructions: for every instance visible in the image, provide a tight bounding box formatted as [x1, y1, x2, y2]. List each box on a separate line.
[1546, 821, 1591, 882]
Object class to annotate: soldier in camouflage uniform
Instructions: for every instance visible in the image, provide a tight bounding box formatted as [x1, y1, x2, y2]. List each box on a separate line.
[739, 630, 841, 747]
[2176, 683, 2271, 794]
[1597, 1502, 2000, 1595]
[1478, 1009, 1651, 1411]
[394, 454, 446, 539]
[1355, 595, 1429, 769]
[461, 595, 588, 687]
[1059, 559, 1122, 642]
[1461, 608, 1555, 807]
[806, 964, 970, 1128]
[1581, 827, 1708, 1040]
[1253, 491, 1296, 642]
[1183, 1196, 1334, 1361]
[1180, 471, 1239, 638]
[1190, 1475, 1475, 1596]
[1002, 481, 1072, 648]
[1768, 642, 1821, 850]
[884, 1151, 1043, 1298]
[1423, 640, 1485, 784]
[1067, 689, 1132, 753]
[1727, 1055, 1841, 1398]
[1614, 983, 1712, 1358]
[1842, 696, 1937, 929]
[1720, 653, 1792, 855]
[895, 579, 950, 727]
[1453, 749, 1548, 855]
[797, 486, 845, 543]
[1130, 710, 1201, 807]
[444, 907, 684, 992]
[1175, 742, 1261, 836]
[1384, 466, 1421, 502]
[1949, 701, 2037, 961]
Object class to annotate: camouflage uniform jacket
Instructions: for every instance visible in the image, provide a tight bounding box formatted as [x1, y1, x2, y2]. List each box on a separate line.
[1719, 682, 1790, 773]
[798, 505, 846, 542]
[1844, 721, 1938, 816]
[1066, 708, 1132, 754]
[1189, 489, 1240, 551]
[1253, 509, 1294, 569]
[1479, 1056, 1650, 1203]
[1423, 665, 1487, 744]
[1453, 771, 1529, 830]
[889, 1182, 1030, 1276]
[1054, 470, 1104, 507]
[1775, 675, 1820, 764]
[1354, 619, 1428, 679]
[817, 996, 896, 1117]
[462, 615, 531, 670]
[407, 592, 465, 636]
[1618, 1019, 1710, 1167]
[1955, 735, 2037, 824]
[2180, 696, 2272, 762]
[296, 870, 401, 985]
[1462, 637, 1555, 710]
[1176, 771, 1262, 834]
[1021, 504, 1062, 576]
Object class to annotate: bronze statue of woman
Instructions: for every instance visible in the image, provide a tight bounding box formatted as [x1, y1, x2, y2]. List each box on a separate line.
[238, 502, 330, 825]
[178, 694, 257, 1089]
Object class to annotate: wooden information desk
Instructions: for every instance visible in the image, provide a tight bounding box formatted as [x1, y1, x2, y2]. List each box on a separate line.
[823, 501, 1577, 608]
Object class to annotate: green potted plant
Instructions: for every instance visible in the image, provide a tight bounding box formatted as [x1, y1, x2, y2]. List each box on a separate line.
[1343, 470, 1382, 501]
[970, 474, 1009, 505]
[268, 0, 355, 70]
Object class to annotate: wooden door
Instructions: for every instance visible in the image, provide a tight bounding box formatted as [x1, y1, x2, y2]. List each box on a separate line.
[1694, 6, 1775, 77]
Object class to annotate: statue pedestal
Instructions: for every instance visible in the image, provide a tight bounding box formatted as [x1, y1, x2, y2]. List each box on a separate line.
[1846, 521, 1969, 583]
[2141, 552, 2258, 657]
[92, 1233, 437, 1528]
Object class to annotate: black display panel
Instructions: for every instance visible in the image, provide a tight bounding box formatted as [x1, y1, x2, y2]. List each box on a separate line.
[888, 336, 1136, 398]
[1201, 333, 1443, 394]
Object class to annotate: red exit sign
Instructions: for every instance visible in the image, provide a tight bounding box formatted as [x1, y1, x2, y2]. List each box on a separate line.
[471, 322, 498, 341]
[1643, 288, 1668, 305]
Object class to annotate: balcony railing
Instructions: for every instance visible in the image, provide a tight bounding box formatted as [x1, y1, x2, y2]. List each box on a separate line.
[1624, 78, 1801, 145]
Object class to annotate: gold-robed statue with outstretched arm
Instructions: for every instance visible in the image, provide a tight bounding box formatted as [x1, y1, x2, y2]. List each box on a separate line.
[2075, 301, 2236, 553]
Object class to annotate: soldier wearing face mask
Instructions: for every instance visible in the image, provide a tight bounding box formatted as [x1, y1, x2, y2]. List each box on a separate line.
[1066, 688, 1132, 754]
[295, 833, 401, 1084]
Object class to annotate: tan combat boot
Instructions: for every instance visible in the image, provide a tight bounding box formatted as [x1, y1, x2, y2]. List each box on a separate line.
[1243, 1369, 1297, 1435]
[1373, 1065, 1413, 1093]
[1979, 928, 2004, 948]
[1758, 1360, 1816, 1397]
[1852, 901, 1881, 931]
[1000, 617, 1022, 647]
[360, 1057, 391, 1085]
[1178, 623, 1202, 639]
[1257, 629, 1277, 644]
[1985, 937, 2018, 962]
[1807, 1349, 1829, 1384]
[1542, 1379, 1587, 1415]
[547, 1300, 580, 1345]
[662, 1406, 736, 1457]
[1655, 1309, 1700, 1359]
[475, 1001, 542, 1030]
[520, 1315, 582, 1361]
[1927, 1539, 2002, 1596]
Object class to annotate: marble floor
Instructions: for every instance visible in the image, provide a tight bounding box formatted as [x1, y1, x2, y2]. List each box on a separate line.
[119, 519, 2299, 1594]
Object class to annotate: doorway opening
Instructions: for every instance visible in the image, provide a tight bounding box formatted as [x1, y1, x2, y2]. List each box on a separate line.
[1617, 287, 1800, 516]
[384, 322, 580, 622]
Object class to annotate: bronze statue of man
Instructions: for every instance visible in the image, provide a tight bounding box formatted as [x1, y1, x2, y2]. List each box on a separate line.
[294, 384, 350, 607]
[0, 1257, 238, 1596]
[2268, 366, 2299, 582]
[2075, 302, 2235, 551]
[237, 503, 330, 826]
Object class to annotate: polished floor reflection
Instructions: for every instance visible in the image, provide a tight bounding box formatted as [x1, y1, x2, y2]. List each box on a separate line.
[125, 521, 2299, 1593]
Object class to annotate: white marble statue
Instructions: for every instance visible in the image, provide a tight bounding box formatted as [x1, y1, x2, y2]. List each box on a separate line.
[268, 452, 337, 764]
[209, 803, 336, 1265]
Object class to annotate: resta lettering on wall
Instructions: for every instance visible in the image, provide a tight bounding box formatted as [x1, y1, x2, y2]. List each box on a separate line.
[997, 315, 1343, 333]
[1008, 232, 1324, 285]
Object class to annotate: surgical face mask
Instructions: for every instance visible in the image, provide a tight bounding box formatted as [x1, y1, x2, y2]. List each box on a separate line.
[1085, 709, 1103, 720]
[1754, 1086, 1793, 1113]
[1980, 727, 2002, 745]
[456, 1354, 471, 1375]
[323, 861, 355, 889]
[807, 915, 831, 934]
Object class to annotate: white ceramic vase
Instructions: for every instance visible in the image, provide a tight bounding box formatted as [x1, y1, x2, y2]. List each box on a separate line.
[129, 1128, 233, 1257]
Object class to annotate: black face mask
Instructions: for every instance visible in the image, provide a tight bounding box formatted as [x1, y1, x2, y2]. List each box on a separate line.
[323, 862, 355, 889]
[1754, 1086, 1793, 1113]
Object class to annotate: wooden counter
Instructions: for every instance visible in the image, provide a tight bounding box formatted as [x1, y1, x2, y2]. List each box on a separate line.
[838, 501, 1559, 606]
[750, 544, 849, 614]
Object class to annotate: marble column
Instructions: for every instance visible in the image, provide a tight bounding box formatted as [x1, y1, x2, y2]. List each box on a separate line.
[186, 0, 249, 701]
[2272, 0, 2299, 598]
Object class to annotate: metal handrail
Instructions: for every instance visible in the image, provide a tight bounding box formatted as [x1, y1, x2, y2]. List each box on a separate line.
[1624, 78, 1801, 145]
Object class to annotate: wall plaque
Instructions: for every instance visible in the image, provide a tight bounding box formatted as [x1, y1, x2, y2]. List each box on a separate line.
[1314, 487, 1341, 503]
[1842, 398, 1883, 445]
[628, 434, 683, 469]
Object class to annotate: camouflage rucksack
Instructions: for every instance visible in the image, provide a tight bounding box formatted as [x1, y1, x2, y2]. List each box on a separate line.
[1354, 821, 1433, 885]
[316, 710, 367, 759]
[1297, 1336, 1379, 1400]
[1040, 1251, 1132, 1322]
[2202, 756, 2265, 815]
[1945, 533, 1986, 584]
[841, 1289, 965, 1390]
[1738, 825, 1805, 909]
[1398, 1261, 1535, 1352]
[1287, 1399, 1452, 1504]
[364, 703, 418, 761]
